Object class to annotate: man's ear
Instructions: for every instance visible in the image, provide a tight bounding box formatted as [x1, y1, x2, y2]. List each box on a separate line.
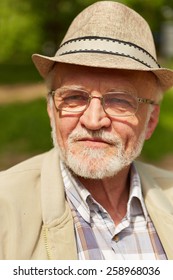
[145, 105, 160, 140]
[47, 102, 54, 126]
[47, 102, 51, 118]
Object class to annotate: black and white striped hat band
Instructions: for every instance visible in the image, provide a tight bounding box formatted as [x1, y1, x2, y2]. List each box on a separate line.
[56, 36, 160, 69]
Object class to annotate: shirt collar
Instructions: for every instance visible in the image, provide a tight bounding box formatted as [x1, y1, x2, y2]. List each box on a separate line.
[60, 161, 149, 224]
[127, 164, 148, 222]
[60, 161, 91, 223]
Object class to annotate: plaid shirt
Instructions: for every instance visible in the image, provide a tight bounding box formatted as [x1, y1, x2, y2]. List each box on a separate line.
[60, 161, 167, 260]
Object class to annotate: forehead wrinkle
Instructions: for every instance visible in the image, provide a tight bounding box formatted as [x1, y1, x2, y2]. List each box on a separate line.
[51, 64, 159, 98]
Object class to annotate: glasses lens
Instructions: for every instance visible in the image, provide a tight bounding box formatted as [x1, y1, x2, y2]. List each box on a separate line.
[104, 92, 138, 116]
[54, 89, 89, 112]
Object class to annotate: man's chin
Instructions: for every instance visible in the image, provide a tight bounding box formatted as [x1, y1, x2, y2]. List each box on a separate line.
[54, 139, 143, 179]
[63, 153, 129, 179]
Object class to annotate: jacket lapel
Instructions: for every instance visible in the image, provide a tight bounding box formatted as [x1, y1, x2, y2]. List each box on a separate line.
[41, 149, 77, 259]
[135, 162, 173, 260]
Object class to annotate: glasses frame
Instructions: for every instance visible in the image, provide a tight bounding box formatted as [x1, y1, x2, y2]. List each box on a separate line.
[49, 87, 158, 117]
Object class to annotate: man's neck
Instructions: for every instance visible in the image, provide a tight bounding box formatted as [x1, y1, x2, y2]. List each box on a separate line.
[77, 165, 131, 225]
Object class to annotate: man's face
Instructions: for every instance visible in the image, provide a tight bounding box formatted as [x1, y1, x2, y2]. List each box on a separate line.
[47, 64, 160, 179]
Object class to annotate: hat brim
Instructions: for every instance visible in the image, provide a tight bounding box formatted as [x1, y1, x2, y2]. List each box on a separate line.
[32, 52, 173, 92]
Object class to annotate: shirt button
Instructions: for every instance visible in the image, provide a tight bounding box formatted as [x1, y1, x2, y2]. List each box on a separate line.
[113, 234, 119, 242]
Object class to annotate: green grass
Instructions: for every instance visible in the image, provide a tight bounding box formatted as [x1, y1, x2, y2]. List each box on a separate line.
[0, 64, 42, 84]
[0, 98, 52, 169]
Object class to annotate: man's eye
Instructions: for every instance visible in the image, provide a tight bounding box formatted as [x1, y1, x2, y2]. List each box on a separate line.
[64, 94, 85, 101]
[105, 94, 136, 108]
[111, 98, 131, 105]
[63, 94, 88, 103]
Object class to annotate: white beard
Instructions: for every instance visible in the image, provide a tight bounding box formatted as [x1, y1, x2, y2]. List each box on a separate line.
[51, 123, 147, 179]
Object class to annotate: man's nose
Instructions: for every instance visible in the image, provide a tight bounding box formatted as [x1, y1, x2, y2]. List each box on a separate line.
[79, 96, 111, 130]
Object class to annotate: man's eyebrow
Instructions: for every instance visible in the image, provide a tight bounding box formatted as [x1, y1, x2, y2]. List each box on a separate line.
[60, 85, 88, 91]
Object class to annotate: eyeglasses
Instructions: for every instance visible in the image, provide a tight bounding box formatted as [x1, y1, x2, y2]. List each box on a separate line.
[49, 86, 158, 117]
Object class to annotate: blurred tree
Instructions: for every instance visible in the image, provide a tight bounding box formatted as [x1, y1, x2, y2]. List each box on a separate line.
[0, 0, 42, 63]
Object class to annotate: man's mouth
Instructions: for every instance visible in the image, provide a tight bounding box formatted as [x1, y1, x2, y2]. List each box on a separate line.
[76, 137, 114, 147]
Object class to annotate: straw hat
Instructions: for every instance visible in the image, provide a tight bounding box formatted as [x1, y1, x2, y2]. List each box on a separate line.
[32, 1, 173, 91]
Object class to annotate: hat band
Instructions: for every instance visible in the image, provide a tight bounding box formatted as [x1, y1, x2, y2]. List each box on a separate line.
[56, 36, 160, 69]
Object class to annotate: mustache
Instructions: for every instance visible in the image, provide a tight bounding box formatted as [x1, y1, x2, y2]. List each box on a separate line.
[68, 128, 121, 146]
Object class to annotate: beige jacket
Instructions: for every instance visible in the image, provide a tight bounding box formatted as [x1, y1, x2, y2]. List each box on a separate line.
[0, 148, 173, 260]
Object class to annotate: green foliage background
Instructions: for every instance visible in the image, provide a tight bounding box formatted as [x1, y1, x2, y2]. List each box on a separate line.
[0, 0, 173, 170]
